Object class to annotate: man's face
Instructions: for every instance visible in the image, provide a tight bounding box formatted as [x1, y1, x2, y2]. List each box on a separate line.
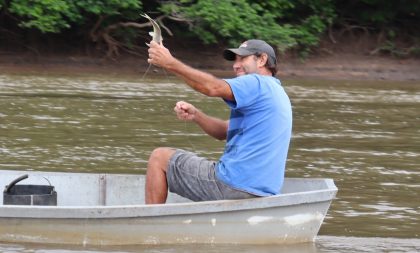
[233, 54, 258, 76]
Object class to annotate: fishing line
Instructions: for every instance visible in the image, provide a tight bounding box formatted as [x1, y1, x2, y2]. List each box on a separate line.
[141, 49, 194, 151]
[140, 52, 170, 82]
[140, 13, 195, 151]
[140, 63, 152, 81]
[184, 120, 197, 152]
[161, 68, 170, 83]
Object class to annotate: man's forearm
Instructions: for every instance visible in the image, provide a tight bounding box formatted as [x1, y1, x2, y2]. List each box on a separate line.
[193, 110, 228, 141]
[167, 58, 234, 101]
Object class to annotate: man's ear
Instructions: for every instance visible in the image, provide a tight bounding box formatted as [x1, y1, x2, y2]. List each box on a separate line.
[258, 53, 268, 67]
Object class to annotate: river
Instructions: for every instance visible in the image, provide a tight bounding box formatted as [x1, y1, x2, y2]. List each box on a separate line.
[0, 73, 419, 252]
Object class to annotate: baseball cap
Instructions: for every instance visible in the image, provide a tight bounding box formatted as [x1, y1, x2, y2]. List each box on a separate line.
[223, 39, 277, 67]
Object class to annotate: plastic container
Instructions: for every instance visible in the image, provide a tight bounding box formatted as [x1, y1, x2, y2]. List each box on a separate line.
[3, 174, 57, 206]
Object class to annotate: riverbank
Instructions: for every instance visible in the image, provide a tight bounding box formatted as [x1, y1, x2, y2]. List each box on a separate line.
[1, 47, 419, 81]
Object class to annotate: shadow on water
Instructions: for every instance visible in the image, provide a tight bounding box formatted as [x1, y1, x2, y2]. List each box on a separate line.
[0, 73, 419, 252]
[1, 236, 420, 252]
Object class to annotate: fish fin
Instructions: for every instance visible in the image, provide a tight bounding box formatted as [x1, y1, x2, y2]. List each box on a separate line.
[140, 13, 150, 19]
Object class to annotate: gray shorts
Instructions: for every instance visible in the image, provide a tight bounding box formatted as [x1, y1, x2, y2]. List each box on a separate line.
[167, 149, 257, 202]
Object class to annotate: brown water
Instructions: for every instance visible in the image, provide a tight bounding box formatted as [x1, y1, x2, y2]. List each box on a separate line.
[0, 73, 419, 252]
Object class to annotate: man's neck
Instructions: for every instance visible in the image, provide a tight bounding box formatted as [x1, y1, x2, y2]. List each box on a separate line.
[257, 68, 273, 76]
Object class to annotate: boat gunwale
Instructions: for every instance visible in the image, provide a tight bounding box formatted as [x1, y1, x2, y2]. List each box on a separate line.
[0, 186, 337, 219]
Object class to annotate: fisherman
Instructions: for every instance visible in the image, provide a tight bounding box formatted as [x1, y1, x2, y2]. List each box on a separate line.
[146, 39, 293, 204]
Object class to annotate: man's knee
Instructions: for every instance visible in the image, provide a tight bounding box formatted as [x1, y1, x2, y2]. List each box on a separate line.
[148, 147, 176, 172]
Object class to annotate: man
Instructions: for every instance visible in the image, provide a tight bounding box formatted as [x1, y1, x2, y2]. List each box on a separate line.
[146, 39, 292, 204]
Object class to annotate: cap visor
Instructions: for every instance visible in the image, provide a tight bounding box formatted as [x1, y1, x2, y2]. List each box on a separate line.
[223, 48, 254, 61]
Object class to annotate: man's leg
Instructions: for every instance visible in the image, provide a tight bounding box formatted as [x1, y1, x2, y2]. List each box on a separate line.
[145, 147, 176, 204]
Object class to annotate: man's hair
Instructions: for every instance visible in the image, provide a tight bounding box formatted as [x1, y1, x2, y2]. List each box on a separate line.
[254, 53, 278, 76]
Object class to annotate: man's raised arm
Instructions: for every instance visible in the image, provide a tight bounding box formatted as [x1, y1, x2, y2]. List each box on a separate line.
[147, 41, 234, 101]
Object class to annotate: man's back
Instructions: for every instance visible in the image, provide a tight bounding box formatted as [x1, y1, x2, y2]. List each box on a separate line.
[216, 74, 293, 196]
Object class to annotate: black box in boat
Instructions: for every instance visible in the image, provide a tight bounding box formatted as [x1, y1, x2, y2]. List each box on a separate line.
[3, 174, 57, 206]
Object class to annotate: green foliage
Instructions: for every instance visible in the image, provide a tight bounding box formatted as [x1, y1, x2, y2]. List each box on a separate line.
[74, 0, 141, 19]
[2, 0, 419, 57]
[410, 46, 420, 57]
[372, 40, 420, 58]
[335, 0, 420, 28]
[164, 0, 296, 47]
[9, 0, 142, 33]
[9, 0, 78, 32]
[334, 0, 420, 57]
[161, 0, 336, 52]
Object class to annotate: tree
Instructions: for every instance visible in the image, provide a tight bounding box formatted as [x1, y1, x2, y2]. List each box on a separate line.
[7, 0, 150, 57]
[1, 0, 418, 57]
[160, 0, 336, 54]
[334, 0, 420, 57]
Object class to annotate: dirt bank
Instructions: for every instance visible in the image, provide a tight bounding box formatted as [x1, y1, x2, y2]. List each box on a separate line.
[1, 43, 419, 81]
[277, 55, 420, 81]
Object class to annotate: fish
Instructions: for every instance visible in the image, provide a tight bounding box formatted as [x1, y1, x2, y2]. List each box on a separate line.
[140, 13, 162, 46]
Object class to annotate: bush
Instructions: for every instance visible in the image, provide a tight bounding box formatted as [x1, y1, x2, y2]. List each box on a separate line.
[160, 0, 335, 53]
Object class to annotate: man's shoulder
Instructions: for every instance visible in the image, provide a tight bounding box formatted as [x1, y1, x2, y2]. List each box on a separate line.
[227, 73, 279, 82]
[245, 74, 280, 83]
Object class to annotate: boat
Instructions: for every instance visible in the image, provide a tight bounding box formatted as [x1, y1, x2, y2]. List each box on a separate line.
[0, 169, 337, 245]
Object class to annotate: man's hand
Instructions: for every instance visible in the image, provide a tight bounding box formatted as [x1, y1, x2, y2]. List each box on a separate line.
[174, 101, 198, 121]
[174, 101, 228, 140]
[147, 41, 175, 69]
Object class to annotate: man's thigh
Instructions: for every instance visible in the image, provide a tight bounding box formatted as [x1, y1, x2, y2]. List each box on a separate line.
[167, 149, 256, 201]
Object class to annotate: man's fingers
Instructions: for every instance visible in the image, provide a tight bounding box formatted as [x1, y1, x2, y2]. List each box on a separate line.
[147, 44, 158, 65]
[176, 101, 188, 111]
[174, 101, 195, 121]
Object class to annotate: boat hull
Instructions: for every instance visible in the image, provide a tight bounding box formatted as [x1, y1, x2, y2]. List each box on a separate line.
[0, 170, 337, 245]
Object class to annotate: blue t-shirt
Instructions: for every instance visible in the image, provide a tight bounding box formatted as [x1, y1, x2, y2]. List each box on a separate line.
[216, 74, 292, 196]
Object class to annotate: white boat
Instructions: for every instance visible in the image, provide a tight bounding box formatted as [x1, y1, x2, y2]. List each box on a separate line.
[0, 169, 337, 245]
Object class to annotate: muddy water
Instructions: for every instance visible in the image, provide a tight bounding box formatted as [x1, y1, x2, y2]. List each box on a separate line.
[0, 73, 419, 252]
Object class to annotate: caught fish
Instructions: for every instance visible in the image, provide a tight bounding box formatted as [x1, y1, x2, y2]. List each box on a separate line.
[140, 13, 165, 80]
[140, 13, 162, 46]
